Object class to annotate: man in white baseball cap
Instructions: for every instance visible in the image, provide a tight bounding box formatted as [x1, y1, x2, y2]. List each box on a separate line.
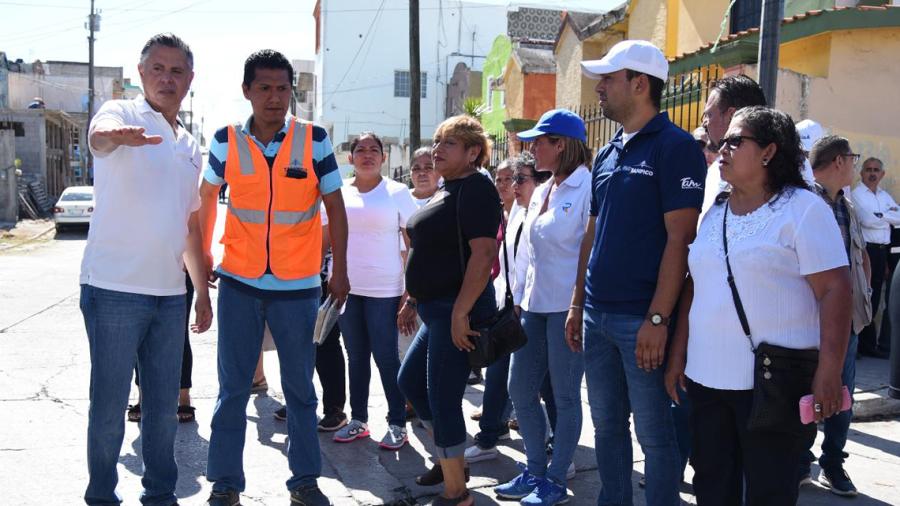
[797, 118, 825, 184]
[569, 39, 705, 506]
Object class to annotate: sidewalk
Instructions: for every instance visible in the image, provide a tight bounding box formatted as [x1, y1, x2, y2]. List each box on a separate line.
[853, 354, 900, 419]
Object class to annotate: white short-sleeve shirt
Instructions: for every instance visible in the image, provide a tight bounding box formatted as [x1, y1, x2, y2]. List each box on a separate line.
[513, 166, 592, 313]
[686, 188, 849, 390]
[326, 177, 418, 298]
[80, 96, 201, 296]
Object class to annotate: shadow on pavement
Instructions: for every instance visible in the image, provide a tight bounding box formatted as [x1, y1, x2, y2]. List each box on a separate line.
[53, 227, 89, 240]
[119, 420, 210, 501]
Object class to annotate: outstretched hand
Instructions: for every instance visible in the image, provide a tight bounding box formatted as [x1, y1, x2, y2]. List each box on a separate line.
[93, 126, 163, 147]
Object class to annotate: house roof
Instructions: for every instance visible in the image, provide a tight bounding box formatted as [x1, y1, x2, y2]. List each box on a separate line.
[553, 2, 629, 53]
[512, 44, 556, 74]
[669, 4, 900, 74]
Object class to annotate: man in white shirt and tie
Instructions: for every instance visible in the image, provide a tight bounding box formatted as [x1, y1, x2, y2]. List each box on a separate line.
[851, 157, 900, 358]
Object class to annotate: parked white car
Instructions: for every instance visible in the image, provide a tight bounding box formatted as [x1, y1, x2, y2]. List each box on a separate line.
[53, 186, 94, 232]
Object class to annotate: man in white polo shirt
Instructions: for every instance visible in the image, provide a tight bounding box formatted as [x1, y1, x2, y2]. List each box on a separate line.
[80, 33, 212, 506]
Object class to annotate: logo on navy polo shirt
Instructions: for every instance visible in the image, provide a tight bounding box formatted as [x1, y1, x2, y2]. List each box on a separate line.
[680, 177, 702, 190]
[624, 161, 654, 177]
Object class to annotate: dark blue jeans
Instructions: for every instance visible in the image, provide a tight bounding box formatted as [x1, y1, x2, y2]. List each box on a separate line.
[398, 288, 496, 458]
[802, 332, 858, 471]
[80, 284, 186, 506]
[476, 353, 513, 448]
[583, 309, 680, 506]
[339, 294, 405, 426]
[206, 281, 321, 493]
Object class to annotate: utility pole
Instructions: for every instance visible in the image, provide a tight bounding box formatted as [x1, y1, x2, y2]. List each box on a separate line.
[757, 0, 783, 106]
[409, 0, 421, 155]
[86, 0, 98, 172]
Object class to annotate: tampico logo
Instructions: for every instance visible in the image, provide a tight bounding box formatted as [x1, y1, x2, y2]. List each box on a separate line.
[680, 177, 703, 190]
[625, 161, 654, 177]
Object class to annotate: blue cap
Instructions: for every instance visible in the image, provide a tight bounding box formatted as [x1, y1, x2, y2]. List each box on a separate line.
[516, 109, 587, 143]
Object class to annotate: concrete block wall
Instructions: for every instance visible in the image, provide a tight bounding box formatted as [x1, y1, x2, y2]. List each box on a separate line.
[0, 130, 17, 224]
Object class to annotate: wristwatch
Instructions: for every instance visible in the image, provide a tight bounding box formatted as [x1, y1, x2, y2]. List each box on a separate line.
[647, 312, 670, 326]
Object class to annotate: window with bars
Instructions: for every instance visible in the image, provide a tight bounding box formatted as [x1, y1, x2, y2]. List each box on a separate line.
[394, 70, 427, 98]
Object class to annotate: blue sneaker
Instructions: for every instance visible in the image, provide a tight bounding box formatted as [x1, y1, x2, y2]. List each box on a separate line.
[521, 477, 569, 505]
[495, 463, 540, 499]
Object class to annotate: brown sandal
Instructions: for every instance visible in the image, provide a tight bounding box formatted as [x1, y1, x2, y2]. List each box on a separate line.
[126, 404, 141, 423]
[416, 464, 470, 486]
[429, 491, 471, 505]
[177, 405, 196, 423]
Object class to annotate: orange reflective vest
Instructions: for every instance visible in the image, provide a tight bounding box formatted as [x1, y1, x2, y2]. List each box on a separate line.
[221, 118, 322, 280]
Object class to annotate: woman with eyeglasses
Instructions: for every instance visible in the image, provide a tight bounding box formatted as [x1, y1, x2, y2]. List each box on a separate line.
[410, 146, 439, 208]
[495, 109, 592, 505]
[664, 106, 851, 505]
[326, 131, 419, 451]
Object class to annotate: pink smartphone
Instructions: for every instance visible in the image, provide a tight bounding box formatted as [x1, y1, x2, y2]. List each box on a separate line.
[799, 386, 852, 424]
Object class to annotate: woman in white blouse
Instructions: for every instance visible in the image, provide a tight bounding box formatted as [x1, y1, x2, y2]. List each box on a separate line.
[665, 107, 851, 506]
[494, 109, 592, 504]
[327, 132, 419, 451]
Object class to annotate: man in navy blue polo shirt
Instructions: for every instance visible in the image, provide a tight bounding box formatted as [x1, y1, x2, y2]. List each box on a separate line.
[565, 40, 706, 506]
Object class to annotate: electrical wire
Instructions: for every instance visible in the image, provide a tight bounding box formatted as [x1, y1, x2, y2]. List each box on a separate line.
[322, 0, 388, 108]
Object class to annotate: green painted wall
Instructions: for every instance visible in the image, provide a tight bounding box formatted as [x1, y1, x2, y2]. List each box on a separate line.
[480, 35, 512, 136]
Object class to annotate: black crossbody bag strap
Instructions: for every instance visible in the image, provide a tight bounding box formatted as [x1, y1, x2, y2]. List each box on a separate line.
[722, 201, 757, 353]
[455, 177, 513, 308]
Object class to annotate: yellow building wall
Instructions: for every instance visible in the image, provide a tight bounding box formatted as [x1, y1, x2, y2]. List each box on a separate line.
[779, 32, 832, 77]
[675, 0, 732, 57]
[556, 26, 588, 108]
[628, 0, 668, 51]
[503, 59, 525, 120]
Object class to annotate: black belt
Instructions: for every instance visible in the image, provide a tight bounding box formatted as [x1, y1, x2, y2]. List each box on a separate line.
[867, 243, 890, 249]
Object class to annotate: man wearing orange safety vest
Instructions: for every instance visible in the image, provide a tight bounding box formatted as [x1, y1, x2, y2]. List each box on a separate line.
[198, 50, 349, 506]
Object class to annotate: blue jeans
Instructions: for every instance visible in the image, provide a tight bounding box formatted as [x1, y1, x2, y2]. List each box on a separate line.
[339, 294, 405, 426]
[475, 353, 513, 448]
[398, 289, 496, 458]
[583, 309, 680, 506]
[80, 284, 186, 506]
[804, 332, 858, 471]
[206, 281, 321, 493]
[509, 310, 584, 486]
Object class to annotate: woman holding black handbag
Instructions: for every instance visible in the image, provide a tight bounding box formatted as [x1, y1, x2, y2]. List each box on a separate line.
[494, 109, 593, 505]
[397, 115, 501, 506]
[664, 106, 851, 506]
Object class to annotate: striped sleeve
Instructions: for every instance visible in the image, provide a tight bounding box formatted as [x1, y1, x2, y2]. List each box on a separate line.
[312, 125, 342, 195]
[202, 127, 229, 185]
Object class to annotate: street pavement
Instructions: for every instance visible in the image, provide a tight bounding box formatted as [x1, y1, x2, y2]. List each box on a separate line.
[1, 225, 899, 506]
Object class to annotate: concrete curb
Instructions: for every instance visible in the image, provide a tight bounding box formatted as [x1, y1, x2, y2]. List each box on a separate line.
[0, 223, 55, 252]
[853, 388, 900, 419]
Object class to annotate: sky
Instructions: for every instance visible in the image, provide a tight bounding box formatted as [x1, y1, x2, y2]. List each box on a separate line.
[1, 0, 620, 141]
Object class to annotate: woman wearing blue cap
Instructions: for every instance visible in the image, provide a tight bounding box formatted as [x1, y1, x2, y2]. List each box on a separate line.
[495, 108, 593, 505]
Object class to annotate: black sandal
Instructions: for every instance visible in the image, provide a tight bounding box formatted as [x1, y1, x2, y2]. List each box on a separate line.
[126, 404, 141, 423]
[415, 464, 470, 486]
[177, 405, 196, 423]
[429, 491, 471, 505]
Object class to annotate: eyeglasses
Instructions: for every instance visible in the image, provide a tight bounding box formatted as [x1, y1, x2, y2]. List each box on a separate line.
[839, 153, 861, 164]
[717, 135, 760, 151]
[513, 173, 550, 184]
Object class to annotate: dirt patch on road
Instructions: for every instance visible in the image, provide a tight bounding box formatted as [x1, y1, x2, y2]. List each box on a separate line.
[0, 219, 56, 252]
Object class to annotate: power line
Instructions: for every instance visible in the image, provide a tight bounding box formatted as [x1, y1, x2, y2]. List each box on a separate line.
[323, 0, 388, 108]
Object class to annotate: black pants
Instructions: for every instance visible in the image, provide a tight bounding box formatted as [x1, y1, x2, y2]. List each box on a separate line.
[315, 281, 347, 415]
[315, 314, 347, 415]
[861, 243, 891, 352]
[135, 274, 193, 390]
[688, 378, 813, 506]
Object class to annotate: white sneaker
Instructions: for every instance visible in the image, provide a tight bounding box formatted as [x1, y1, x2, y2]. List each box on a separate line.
[378, 424, 408, 450]
[464, 443, 498, 463]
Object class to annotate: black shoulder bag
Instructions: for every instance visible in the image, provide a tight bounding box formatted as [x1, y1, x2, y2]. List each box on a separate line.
[455, 178, 527, 368]
[723, 201, 819, 435]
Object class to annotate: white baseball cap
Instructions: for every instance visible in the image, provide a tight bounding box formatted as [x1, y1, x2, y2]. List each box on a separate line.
[796, 119, 826, 152]
[581, 40, 669, 82]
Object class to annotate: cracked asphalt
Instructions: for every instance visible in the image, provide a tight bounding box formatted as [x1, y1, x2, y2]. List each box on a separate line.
[1, 228, 898, 505]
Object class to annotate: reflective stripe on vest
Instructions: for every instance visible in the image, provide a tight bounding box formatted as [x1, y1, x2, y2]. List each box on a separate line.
[232, 123, 255, 175]
[227, 202, 267, 224]
[273, 197, 321, 225]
